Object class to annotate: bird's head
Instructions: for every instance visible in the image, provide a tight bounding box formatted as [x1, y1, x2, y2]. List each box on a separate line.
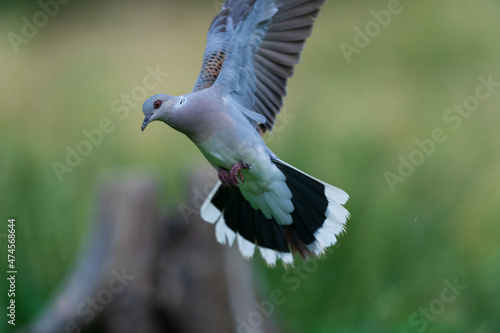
[141, 94, 186, 131]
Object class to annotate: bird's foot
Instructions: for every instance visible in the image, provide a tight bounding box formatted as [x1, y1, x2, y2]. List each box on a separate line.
[218, 162, 250, 188]
[230, 162, 249, 186]
[218, 168, 232, 188]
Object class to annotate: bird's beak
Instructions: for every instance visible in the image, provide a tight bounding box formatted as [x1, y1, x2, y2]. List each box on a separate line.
[141, 114, 153, 132]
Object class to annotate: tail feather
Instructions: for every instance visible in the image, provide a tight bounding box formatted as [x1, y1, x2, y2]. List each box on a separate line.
[200, 159, 349, 266]
[283, 227, 312, 258]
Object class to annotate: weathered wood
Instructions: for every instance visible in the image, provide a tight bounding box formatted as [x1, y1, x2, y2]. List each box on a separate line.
[25, 170, 280, 333]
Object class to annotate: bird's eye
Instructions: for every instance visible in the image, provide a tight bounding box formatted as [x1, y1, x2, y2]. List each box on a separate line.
[153, 100, 162, 109]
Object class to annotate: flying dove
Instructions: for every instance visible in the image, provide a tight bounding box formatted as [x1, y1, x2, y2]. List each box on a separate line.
[141, 0, 349, 266]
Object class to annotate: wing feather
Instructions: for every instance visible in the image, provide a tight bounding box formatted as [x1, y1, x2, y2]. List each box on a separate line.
[254, 53, 293, 78]
[257, 48, 299, 66]
[260, 40, 304, 53]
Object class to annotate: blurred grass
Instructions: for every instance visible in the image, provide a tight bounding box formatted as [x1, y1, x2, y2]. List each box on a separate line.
[1, 0, 500, 332]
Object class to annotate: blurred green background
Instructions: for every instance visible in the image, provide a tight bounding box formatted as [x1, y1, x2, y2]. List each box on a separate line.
[1, 0, 499, 332]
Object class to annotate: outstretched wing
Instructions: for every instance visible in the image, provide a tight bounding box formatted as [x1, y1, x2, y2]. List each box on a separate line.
[193, 0, 326, 133]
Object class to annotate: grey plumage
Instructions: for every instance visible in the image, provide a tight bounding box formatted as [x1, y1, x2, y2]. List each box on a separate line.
[141, 0, 349, 266]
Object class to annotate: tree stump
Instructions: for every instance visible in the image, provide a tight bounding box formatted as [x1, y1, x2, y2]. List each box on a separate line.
[25, 169, 280, 333]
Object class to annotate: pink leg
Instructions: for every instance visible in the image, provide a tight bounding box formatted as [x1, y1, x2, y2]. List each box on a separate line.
[218, 168, 232, 188]
[229, 162, 250, 186]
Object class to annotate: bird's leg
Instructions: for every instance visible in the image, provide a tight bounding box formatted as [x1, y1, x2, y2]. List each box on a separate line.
[229, 162, 250, 186]
[218, 167, 232, 188]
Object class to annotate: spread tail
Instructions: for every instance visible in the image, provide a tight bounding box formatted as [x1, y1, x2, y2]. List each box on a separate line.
[201, 159, 349, 266]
